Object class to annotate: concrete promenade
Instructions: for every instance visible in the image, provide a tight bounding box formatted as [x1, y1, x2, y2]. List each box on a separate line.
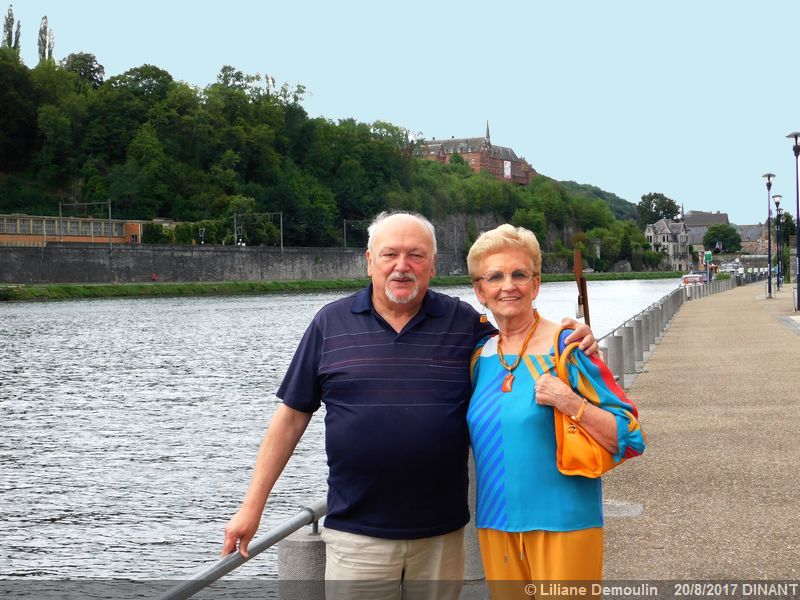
[603, 282, 800, 579]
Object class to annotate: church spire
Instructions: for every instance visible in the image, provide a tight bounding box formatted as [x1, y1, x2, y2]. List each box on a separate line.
[485, 121, 491, 145]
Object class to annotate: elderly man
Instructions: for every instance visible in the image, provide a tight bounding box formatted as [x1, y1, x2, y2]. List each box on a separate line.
[222, 211, 596, 593]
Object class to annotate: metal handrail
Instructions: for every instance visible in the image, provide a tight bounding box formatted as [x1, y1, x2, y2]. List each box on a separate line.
[158, 499, 327, 600]
[596, 287, 681, 343]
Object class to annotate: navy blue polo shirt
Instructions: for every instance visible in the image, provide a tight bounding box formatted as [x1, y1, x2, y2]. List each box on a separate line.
[277, 285, 495, 539]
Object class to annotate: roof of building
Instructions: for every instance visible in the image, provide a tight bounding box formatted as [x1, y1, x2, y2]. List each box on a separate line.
[736, 224, 764, 242]
[683, 211, 729, 226]
[424, 136, 523, 161]
[647, 218, 687, 235]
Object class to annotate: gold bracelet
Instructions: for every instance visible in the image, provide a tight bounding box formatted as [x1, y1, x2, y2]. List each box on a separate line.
[569, 398, 588, 423]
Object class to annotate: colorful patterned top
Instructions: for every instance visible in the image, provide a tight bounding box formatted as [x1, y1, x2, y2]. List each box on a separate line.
[467, 329, 645, 532]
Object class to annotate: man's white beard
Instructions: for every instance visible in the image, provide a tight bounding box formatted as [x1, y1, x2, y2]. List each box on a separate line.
[385, 272, 418, 304]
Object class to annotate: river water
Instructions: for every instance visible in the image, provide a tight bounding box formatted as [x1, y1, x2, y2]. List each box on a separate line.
[0, 279, 677, 582]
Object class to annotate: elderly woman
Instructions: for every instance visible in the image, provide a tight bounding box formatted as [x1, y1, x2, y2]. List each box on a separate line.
[466, 224, 645, 588]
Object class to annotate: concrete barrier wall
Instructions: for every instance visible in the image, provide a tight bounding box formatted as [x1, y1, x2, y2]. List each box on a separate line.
[0, 245, 471, 284]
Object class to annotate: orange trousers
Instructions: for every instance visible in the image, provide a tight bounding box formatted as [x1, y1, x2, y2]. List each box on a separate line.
[478, 528, 603, 599]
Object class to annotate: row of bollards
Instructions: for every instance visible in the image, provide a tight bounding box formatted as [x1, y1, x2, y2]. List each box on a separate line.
[600, 277, 737, 385]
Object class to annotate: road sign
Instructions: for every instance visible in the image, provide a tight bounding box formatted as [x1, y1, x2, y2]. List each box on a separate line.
[704, 251, 712, 264]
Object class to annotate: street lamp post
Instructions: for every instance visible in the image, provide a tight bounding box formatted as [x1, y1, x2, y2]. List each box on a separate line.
[762, 173, 775, 298]
[773, 195, 782, 290]
[776, 205, 784, 291]
[787, 132, 800, 309]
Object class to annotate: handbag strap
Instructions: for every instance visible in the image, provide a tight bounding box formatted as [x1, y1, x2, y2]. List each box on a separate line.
[552, 326, 581, 385]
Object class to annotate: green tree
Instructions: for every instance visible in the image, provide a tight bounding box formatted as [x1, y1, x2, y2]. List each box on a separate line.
[637, 192, 680, 225]
[779, 212, 795, 246]
[618, 229, 632, 261]
[37, 16, 53, 62]
[3, 4, 13, 47]
[61, 52, 104, 89]
[511, 207, 546, 241]
[703, 224, 741, 252]
[0, 47, 37, 168]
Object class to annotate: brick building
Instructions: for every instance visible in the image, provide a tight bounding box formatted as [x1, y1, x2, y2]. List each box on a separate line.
[423, 123, 536, 185]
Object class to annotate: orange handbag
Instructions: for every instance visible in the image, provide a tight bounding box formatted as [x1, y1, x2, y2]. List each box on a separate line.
[552, 327, 622, 478]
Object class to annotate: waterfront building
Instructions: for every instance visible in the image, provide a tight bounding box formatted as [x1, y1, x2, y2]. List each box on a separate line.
[644, 218, 690, 271]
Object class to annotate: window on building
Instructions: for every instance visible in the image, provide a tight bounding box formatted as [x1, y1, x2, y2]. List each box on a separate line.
[81, 221, 90, 236]
[113, 223, 123, 236]
[68, 221, 79, 235]
[45, 220, 56, 235]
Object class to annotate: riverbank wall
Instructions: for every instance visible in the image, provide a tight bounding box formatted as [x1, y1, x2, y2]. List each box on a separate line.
[0, 245, 375, 284]
[0, 244, 572, 285]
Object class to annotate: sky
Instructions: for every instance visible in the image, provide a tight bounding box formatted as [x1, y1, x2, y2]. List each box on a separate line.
[9, 0, 800, 225]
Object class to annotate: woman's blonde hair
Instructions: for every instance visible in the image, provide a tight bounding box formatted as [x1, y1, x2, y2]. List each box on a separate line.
[467, 224, 541, 279]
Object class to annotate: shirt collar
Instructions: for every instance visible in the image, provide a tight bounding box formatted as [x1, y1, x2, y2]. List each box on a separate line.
[352, 284, 446, 318]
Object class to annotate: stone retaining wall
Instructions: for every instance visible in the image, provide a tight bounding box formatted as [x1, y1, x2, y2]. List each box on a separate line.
[0, 244, 471, 284]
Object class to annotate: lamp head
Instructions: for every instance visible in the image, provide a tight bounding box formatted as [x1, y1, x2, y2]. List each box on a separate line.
[787, 133, 800, 157]
[762, 173, 775, 190]
[773, 194, 782, 208]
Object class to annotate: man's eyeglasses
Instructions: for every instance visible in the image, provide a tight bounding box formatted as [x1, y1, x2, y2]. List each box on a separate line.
[476, 269, 535, 287]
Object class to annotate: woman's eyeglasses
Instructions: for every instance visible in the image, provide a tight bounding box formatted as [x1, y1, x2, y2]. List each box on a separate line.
[476, 269, 535, 287]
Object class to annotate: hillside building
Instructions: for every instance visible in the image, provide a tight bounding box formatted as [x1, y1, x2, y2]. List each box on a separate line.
[423, 123, 536, 185]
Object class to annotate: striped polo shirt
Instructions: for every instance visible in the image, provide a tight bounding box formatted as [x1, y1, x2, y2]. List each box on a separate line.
[278, 285, 495, 539]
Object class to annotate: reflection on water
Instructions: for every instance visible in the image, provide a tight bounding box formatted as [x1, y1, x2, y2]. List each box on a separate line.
[0, 280, 677, 579]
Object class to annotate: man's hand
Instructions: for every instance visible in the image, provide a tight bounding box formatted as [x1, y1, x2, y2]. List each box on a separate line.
[219, 405, 312, 559]
[561, 318, 599, 356]
[222, 506, 262, 558]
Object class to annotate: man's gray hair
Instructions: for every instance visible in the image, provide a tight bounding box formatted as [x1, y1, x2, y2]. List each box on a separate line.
[367, 211, 437, 255]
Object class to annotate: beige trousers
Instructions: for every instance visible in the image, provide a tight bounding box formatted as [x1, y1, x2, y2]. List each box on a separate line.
[321, 526, 465, 600]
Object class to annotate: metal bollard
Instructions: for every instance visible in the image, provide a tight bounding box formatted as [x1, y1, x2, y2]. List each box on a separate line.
[278, 526, 326, 600]
[605, 334, 624, 382]
[621, 324, 635, 373]
[633, 318, 644, 363]
[653, 306, 663, 340]
[643, 311, 653, 350]
[650, 309, 659, 345]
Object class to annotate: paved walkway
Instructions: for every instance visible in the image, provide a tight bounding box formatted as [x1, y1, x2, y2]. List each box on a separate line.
[603, 283, 800, 579]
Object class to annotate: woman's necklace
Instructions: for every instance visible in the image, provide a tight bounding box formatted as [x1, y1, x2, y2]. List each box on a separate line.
[496, 311, 540, 393]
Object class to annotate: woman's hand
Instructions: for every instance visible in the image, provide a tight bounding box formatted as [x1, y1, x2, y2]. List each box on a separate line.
[536, 374, 619, 454]
[561, 318, 600, 356]
[535, 373, 582, 414]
